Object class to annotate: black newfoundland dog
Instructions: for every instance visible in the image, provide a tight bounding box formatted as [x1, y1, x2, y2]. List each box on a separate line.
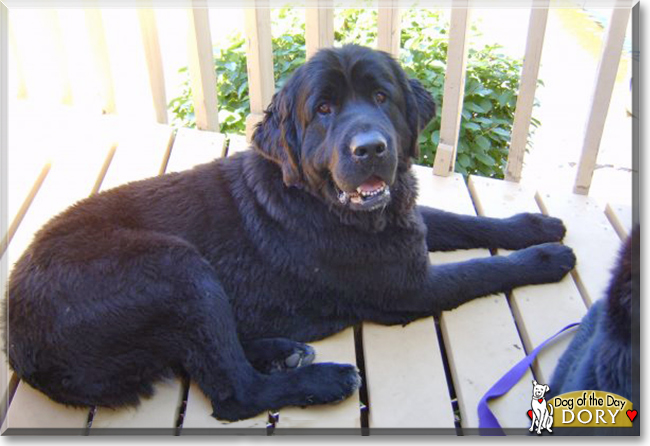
[5, 45, 576, 421]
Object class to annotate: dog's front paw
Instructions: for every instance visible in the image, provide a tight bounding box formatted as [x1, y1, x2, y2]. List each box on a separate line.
[510, 243, 576, 285]
[507, 213, 567, 247]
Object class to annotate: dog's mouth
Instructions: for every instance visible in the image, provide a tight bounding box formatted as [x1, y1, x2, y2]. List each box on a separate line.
[336, 176, 391, 211]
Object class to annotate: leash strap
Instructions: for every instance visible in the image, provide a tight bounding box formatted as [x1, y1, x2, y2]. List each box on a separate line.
[477, 322, 581, 435]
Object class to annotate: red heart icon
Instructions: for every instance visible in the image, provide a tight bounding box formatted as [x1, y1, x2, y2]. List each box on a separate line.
[627, 410, 637, 422]
[527, 410, 533, 419]
[538, 398, 543, 403]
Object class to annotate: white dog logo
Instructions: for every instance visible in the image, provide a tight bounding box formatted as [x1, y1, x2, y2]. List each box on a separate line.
[529, 380, 554, 434]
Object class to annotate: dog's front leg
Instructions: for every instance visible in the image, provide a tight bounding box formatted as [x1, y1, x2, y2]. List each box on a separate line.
[420, 242, 576, 313]
[418, 206, 567, 252]
[356, 243, 575, 327]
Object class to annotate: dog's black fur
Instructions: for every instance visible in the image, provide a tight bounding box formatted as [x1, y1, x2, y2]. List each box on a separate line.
[550, 226, 638, 401]
[5, 45, 576, 421]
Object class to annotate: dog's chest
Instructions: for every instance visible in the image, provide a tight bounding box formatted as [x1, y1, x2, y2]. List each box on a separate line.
[532, 399, 547, 409]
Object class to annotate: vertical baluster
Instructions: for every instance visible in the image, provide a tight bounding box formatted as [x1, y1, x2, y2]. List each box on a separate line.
[244, 1, 274, 141]
[306, 0, 334, 59]
[137, 2, 168, 124]
[433, 1, 470, 177]
[505, 1, 549, 183]
[574, 6, 630, 195]
[377, 0, 401, 58]
[85, 6, 116, 114]
[187, 0, 219, 132]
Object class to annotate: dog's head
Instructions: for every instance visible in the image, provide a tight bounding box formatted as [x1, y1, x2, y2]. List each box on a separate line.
[532, 380, 550, 400]
[252, 45, 436, 215]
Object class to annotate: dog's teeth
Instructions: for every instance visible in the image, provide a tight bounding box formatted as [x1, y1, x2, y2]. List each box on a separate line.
[356, 185, 386, 198]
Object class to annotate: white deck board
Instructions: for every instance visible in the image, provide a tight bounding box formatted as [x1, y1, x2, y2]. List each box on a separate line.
[363, 320, 455, 429]
[91, 379, 182, 432]
[5, 380, 89, 433]
[535, 189, 621, 306]
[414, 166, 531, 429]
[182, 382, 268, 432]
[227, 134, 251, 156]
[99, 122, 172, 191]
[361, 166, 456, 430]
[468, 176, 587, 384]
[165, 127, 226, 173]
[275, 327, 361, 430]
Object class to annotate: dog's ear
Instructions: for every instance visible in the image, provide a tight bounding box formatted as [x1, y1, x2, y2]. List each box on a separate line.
[405, 78, 436, 159]
[251, 72, 303, 188]
[532, 380, 538, 386]
[545, 385, 550, 393]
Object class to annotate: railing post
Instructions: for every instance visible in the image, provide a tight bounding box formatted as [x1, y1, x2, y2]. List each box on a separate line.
[377, 0, 401, 58]
[244, 2, 274, 142]
[306, 0, 334, 59]
[137, 2, 168, 124]
[573, 6, 630, 195]
[84, 6, 116, 115]
[505, 1, 549, 183]
[43, 10, 73, 105]
[187, 1, 219, 132]
[8, 19, 27, 99]
[433, 0, 470, 177]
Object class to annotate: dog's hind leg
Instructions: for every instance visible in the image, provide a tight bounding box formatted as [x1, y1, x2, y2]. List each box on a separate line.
[169, 254, 360, 421]
[242, 338, 316, 374]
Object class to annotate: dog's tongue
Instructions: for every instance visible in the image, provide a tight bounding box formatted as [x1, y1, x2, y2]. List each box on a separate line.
[357, 176, 385, 193]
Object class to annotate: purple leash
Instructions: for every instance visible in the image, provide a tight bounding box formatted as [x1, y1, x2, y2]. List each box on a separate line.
[477, 322, 580, 435]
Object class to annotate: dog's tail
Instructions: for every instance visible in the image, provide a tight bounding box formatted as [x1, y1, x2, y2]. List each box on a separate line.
[548, 402, 554, 416]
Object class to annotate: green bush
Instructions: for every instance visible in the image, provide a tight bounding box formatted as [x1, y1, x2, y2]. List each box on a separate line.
[168, 8, 541, 179]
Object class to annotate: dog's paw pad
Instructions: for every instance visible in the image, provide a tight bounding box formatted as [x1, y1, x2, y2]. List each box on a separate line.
[284, 347, 315, 369]
[245, 338, 316, 373]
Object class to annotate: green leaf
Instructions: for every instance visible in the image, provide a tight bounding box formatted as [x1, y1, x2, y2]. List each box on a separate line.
[491, 127, 510, 138]
[464, 102, 485, 113]
[475, 152, 496, 166]
[463, 122, 481, 132]
[475, 135, 491, 151]
[457, 153, 471, 168]
[475, 87, 493, 96]
[430, 130, 440, 145]
[475, 117, 492, 126]
[497, 91, 512, 107]
[479, 99, 493, 112]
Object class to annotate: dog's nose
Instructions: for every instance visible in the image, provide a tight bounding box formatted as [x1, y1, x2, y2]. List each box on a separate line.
[350, 131, 387, 160]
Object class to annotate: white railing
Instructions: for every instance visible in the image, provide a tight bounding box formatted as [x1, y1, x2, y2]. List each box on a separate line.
[5, 1, 634, 195]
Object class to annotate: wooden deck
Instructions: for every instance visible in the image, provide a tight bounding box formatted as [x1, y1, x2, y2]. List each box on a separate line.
[1, 107, 631, 435]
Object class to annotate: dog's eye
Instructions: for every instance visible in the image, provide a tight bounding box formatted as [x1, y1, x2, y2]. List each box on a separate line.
[375, 91, 387, 104]
[317, 102, 332, 115]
